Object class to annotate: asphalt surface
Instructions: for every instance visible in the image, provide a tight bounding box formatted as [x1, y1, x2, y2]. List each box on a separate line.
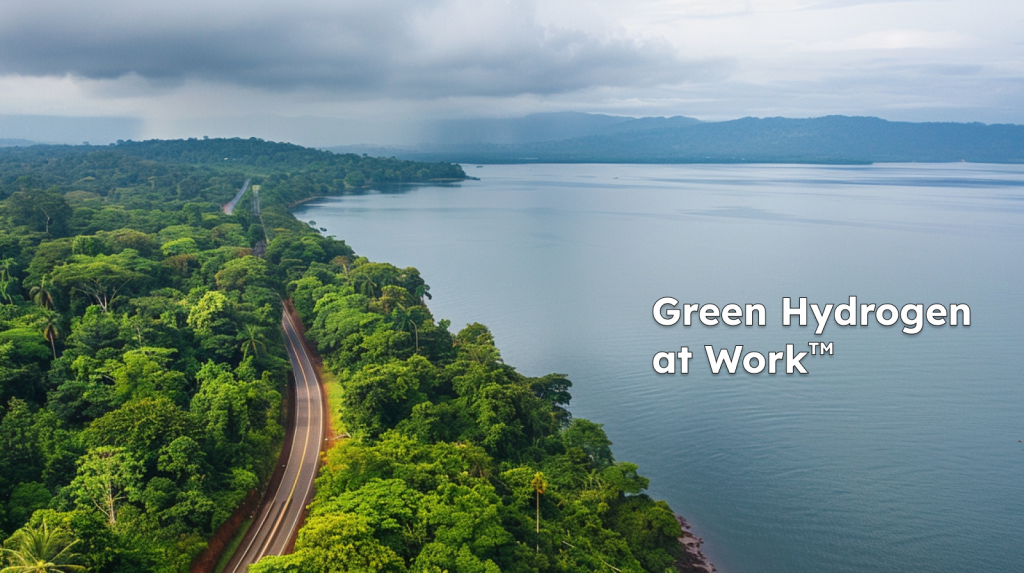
[223, 309, 324, 572]
[222, 179, 250, 215]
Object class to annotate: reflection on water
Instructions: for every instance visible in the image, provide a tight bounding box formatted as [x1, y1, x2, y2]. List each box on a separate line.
[295, 163, 1024, 573]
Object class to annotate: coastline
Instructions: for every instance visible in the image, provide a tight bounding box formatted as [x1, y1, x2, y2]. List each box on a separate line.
[676, 515, 716, 573]
[288, 193, 720, 573]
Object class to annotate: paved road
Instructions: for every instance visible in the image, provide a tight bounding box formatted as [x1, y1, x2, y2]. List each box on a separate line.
[223, 309, 324, 572]
[222, 179, 251, 215]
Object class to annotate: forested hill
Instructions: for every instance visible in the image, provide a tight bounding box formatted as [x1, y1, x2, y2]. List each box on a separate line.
[374, 114, 1024, 164]
[0, 138, 466, 207]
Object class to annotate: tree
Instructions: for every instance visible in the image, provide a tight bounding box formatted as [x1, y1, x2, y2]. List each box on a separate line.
[186, 290, 239, 361]
[4, 189, 72, 237]
[376, 285, 408, 315]
[240, 324, 268, 359]
[341, 357, 435, 439]
[344, 170, 366, 189]
[5, 482, 51, 532]
[0, 399, 42, 486]
[351, 272, 377, 298]
[390, 303, 428, 353]
[250, 513, 406, 573]
[64, 306, 120, 356]
[29, 280, 54, 310]
[99, 349, 189, 404]
[215, 256, 269, 291]
[531, 472, 547, 553]
[159, 237, 199, 257]
[157, 436, 204, 481]
[0, 259, 16, 304]
[561, 418, 614, 470]
[413, 283, 431, 302]
[84, 397, 190, 467]
[186, 290, 230, 333]
[69, 446, 143, 526]
[38, 311, 60, 360]
[0, 520, 85, 573]
[48, 251, 151, 312]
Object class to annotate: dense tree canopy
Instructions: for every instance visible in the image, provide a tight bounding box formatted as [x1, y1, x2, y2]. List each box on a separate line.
[263, 258, 686, 572]
[0, 139, 686, 573]
[0, 139, 464, 571]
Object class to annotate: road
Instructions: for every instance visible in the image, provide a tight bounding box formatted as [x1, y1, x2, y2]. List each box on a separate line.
[222, 179, 251, 215]
[223, 308, 324, 572]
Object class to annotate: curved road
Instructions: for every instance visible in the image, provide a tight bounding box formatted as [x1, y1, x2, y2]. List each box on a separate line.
[222, 179, 251, 215]
[224, 309, 324, 572]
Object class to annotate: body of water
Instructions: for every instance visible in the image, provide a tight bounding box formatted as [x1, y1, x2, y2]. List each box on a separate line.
[294, 163, 1024, 573]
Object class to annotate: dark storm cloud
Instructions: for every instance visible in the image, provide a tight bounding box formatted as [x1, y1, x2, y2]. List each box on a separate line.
[0, 0, 702, 97]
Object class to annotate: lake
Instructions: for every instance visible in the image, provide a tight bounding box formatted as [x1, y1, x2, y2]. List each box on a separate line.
[293, 163, 1024, 573]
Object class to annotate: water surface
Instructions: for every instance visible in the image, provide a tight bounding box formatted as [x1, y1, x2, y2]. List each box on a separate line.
[295, 163, 1024, 573]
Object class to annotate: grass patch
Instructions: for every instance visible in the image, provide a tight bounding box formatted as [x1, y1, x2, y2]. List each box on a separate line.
[321, 370, 346, 437]
[212, 518, 253, 573]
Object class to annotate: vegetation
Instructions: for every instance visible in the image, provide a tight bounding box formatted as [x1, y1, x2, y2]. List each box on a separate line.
[0, 138, 684, 572]
[0, 139, 466, 572]
[0, 519, 84, 573]
[251, 261, 685, 571]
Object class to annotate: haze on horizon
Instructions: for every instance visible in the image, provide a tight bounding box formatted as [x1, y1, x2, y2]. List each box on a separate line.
[0, 0, 1021, 147]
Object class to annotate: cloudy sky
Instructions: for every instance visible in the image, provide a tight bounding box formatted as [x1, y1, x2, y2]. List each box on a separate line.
[0, 0, 1021, 145]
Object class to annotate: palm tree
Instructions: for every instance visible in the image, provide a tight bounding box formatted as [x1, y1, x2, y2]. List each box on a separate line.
[391, 304, 419, 352]
[377, 285, 409, 315]
[0, 520, 85, 573]
[29, 279, 54, 309]
[0, 259, 15, 305]
[39, 311, 60, 360]
[531, 472, 548, 554]
[239, 324, 267, 359]
[414, 283, 431, 302]
[353, 272, 378, 298]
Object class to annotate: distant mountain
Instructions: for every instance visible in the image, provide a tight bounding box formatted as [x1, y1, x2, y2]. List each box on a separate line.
[326, 112, 702, 155]
[0, 138, 36, 147]
[351, 115, 1024, 164]
[427, 112, 638, 144]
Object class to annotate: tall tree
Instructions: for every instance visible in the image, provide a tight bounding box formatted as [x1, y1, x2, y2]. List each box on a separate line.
[531, 472, 547, 553]
[29, 280, 54, 310]
[0, 259, 16, 304]
[4, 189, 72, 237]
[390, 303, 427, 352]
[239, 324, 267, 359]
[49, 252, 151, 312]
[69, 446, 143, 526]
[38, 311, 60, 360]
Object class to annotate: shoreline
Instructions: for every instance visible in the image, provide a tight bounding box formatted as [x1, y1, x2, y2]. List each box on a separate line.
[675, 515, 716, 572]
[285, 175, 475, 208]
[287, 196, 716, 572]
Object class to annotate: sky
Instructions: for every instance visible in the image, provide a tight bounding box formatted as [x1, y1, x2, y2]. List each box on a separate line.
[0, 0, 1021, 145]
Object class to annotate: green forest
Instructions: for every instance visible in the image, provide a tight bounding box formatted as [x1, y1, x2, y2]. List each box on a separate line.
[0, 139, 689, 573]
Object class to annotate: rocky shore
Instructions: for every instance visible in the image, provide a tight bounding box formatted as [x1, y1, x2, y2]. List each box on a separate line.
[675, 515, 716, 573]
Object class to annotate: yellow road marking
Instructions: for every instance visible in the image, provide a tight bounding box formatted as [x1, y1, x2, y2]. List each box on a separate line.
[229, 310, 324, 570]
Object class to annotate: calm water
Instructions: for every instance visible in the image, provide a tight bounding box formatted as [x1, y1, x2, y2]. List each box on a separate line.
[294, 163, 1024, 573]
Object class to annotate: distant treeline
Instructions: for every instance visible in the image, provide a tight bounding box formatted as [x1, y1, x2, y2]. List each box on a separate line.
[0, 138, 466, 209]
